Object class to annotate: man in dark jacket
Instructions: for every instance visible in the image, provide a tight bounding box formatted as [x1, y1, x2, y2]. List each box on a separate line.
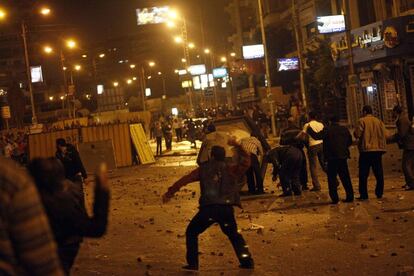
[393, 106, 414, 190]
[163, 141, 254, 271]
[56, 138, 87, 183]
[280, 117, 308, 191]
[28, 158, 110, 274]
[266, 145, 303, 197]
[307, 115, 354, 204]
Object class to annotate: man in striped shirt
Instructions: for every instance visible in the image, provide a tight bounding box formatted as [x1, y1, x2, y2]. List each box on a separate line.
[241, 135, 264, 194]
[0, 157, 63, 275]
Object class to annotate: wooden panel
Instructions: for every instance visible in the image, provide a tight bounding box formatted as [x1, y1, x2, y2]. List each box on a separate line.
[28, 129, 80, 160]
[80, 124, 132, 167]
[130, 124, 155, 165]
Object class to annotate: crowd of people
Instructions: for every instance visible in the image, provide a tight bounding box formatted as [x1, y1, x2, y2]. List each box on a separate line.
[0, 130, 28, 164]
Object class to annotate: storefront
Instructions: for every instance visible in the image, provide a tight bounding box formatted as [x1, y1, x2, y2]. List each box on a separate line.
[331, 15, 414, 125]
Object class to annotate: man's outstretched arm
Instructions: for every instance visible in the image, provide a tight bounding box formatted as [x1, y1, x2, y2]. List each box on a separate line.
[163, 168, 200, 202]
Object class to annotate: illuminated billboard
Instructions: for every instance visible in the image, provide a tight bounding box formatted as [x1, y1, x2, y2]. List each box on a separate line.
[30, 66, 43, 83]
[178, 69, 188, 75]
[242, 44, 264, 60]
[188, 64, 206, 76]
[192, 76, 201, 90]
[136, 6, 170, 25]
[317, 15, 346, 34]
[145, 88, 151, 96]
[277, 58, 299, 72]
[213, 68, 228, 78]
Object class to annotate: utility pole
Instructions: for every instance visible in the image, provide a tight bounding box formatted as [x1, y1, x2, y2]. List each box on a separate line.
[292, 0, 308, 110]
[140, 66, 147, 111]
[21, 20, 37, 124]
[181, 17, 194, 112]
[343, 0, 359, 125]
[257, 0, 276, 136]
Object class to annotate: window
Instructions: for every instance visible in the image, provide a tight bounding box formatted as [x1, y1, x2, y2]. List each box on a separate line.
[400, 0, 414, 13]
[358, 0, 376, 26]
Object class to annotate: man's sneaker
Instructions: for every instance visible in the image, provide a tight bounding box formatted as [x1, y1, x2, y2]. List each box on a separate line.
[182, 265, 199, 271]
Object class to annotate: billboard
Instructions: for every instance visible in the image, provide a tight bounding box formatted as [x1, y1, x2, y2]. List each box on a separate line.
[242, 44, 264, 59]
[178, 69, 188, 75]
[277, 58, 299, 72]
[136, 6, 170, 26]
[192, 76, 201, 90]
[213, 68, 228, 78]
[317, 15, 346, 34]
[97, 84, 104, 95]
[30, 66, 43, 83]
[188, 64, 206, 76]
[145, 88, 151, 96]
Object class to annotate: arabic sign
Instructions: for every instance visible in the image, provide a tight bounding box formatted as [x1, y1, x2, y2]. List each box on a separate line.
[317, 15, 346, 34]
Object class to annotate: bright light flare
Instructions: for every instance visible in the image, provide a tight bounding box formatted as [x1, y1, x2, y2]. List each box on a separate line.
[188, 42, 195, 49]
[74, 65, 81, 71]
[126, 79, 133, 85]
[158, 72, 162, 75]
[99, 53, 105, 58]
[0, 8, 6, 20]
[130, 64, 136, 69]
[168, 9, 179, 19]
[181, 58, 187, 63]
[174, 36, 183, 44]
[40, 7, 51, 16]
[66, 39, 77, 49]
[113, 82, 119, 87]
[166, 21, 176, 28]
[204, 48, 210, 54]
[82, 54, 87, 58]
[43, 46, 53, 54]
[221, 56, 227, 62]
[230, 52, 236, 57]
[148, 61, 155, 67]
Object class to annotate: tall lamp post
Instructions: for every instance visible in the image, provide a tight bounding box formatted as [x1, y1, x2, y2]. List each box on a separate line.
[257, 0, 276, 136]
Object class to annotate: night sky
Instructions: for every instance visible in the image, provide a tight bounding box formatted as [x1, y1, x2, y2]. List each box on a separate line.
[46, 0, 232, 52]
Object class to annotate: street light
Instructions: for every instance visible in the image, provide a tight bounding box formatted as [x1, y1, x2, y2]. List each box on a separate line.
[133, 77, 137, 81]
[230, 52, 236, 57]
[166, 21, 176, 28]
[126, 79, 133, 85]
[181, 58, 187, 63]
[221, 56, 227, 62]
[81, 54, 87, 58]
[49, 96, 54, 101]
[99, 53, 105, 58]
[188, 42, 195, 49]
[113, 81, 119, 87]
[40, 7, 51, 16]
[130, 64, 136, 69]
[158, 72, 162, 75]
[148, 61, 155, 67]
[174, 36, 183, 44]
[204, 48, 210, 54]
[66, 39, 77, 49]
[168, 9, 179, 20]
[43, 46, 53, 54]
[0, 8, 6, 20]
[74, 64, 81, 71]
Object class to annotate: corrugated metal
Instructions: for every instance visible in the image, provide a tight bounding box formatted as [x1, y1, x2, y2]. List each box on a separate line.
[81, 124, 132, 167]
[29, 129, 80, 159]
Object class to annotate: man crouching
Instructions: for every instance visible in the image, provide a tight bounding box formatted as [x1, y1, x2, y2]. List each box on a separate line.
[163, 139, 254, 271]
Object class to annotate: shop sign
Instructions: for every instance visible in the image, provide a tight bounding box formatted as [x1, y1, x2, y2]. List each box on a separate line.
[383, 26, 400, 48]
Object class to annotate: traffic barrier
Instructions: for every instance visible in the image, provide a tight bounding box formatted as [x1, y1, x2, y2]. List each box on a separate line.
[81, 124, 132, 167]
[28, 129, 80, 159]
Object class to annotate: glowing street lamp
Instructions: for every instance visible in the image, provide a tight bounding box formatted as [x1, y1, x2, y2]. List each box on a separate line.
[168, 9, 178, 20]
[230, 52, 236, 57]
[0, 8, 6, 20]
[49, 96, 54, 101]
[147, 76, 152, 80]
[174, 36, 183, 44]
[132, 77, 137, 81]
[181, 58, 187, 63]
[82, 54, 87, 58]
[60, 96, 65, 100]
[74, 65, 81, 71]
[99, 53, 105, 58]
[63, 66, 67, 71]
[204, 48, 210, 54]
[43, 46, 53, 54]
[188, 42, 195, 49]
[66, 39, 77, 49]
[158, 72, 162, 75]
[166, 21, 176, 28]
[221, 56, 227, 62]
[113, 82, 119, 87]
[148, 61, 155, 67]
[40, 7, 51, 16]
[126, 79, 133, 85]
[130, 64, 136, 69]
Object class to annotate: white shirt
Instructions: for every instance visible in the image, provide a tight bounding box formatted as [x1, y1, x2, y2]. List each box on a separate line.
[303, 120, 324, 147]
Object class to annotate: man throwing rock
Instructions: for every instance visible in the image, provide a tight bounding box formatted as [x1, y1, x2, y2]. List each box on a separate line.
[163, 139, 254, 271]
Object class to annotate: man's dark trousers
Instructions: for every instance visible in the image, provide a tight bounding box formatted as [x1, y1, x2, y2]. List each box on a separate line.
[327, 159, 354, 203]
[186, 205, 252, 267]
[402, 150, 414, 188]
[246, 154, 264, 193]
[359, 152, 384, 199]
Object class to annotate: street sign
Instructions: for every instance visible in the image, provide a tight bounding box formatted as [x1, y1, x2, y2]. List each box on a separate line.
[1, 106, 10, 119]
